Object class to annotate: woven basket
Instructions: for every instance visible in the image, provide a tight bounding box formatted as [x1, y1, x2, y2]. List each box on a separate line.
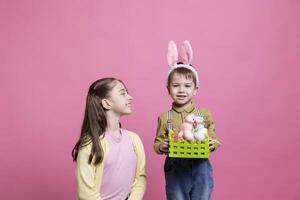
[168, 130, 210, 158]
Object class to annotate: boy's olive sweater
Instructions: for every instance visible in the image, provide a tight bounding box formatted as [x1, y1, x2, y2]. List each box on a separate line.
[154, 101, 221, 154]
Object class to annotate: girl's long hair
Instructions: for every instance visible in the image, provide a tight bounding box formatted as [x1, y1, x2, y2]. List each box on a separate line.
[72, 78, 118, 165]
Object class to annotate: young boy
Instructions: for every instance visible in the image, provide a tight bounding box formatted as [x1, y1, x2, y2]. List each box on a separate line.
[153, 40, 221, 200]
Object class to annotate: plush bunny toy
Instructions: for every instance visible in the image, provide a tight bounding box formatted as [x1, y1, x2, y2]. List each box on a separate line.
[178, 114, 208, 142]
[178, 114, 195, 141]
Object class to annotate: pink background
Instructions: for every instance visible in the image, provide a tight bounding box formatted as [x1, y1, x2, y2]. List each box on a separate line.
[1, 0, 300, 199]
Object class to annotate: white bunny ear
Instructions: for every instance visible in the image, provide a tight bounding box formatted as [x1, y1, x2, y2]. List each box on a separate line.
[167, 40, 178, 67]
[181, 40, 193, 65]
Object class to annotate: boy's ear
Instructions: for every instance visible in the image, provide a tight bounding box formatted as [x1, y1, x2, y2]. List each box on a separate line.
[193, 86, 199, 95]
[101, 99, 112, 110]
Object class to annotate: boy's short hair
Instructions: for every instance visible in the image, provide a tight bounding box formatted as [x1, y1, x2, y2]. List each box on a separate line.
[167, 66, 198, 88]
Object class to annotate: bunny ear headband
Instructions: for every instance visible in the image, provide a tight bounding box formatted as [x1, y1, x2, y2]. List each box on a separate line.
[167, 40, 199, 87]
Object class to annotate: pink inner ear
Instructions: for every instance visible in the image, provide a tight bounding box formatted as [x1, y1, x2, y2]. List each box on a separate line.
[181, 40, 193, 65]
[167, 41, 178, 66]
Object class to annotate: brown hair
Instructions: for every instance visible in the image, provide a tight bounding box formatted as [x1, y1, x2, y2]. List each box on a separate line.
[167, 65, 197, 89]
[72, 78, 123, 165]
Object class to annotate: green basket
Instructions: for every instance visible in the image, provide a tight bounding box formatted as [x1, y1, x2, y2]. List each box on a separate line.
[168, 131, 210, 158]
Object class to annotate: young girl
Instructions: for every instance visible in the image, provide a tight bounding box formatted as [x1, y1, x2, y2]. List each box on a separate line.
[72, 78, 146, 200]
[154, 41, 221, 200]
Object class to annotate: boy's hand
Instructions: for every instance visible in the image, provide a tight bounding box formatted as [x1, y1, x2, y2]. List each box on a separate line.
[159, 139, 169, 154]
[209, 139, 216, 152]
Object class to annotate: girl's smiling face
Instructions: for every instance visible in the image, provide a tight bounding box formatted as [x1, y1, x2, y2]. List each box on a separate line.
[105, 80, 133, 115]
[168, 72, 197, 106]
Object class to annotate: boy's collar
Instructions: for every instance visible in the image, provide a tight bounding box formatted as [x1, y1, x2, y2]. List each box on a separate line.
[172, 101, 195, 113]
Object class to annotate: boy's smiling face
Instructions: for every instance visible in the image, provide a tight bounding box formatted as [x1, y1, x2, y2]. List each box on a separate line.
[168, 72, 198, 106]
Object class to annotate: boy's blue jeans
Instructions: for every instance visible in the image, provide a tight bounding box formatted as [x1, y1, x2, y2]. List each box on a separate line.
[164, 157, 214, 200]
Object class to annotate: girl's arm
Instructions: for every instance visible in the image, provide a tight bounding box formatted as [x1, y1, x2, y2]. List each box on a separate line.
[128, 133, 147, 200]
[76, 144, 102, 200]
